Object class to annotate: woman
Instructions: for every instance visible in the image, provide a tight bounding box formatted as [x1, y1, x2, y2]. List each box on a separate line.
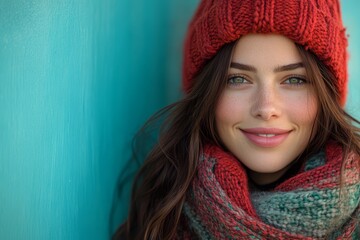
[115, 0, 360, 239]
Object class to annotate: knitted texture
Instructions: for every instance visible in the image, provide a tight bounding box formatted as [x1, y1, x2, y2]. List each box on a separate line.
[183, 0, 349, 105]
[178, 142, 360, 239]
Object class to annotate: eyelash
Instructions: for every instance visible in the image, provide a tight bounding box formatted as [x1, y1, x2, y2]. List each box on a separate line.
[282, 75, 308, 86]
[227, 74, 308, 87]
[227, 74, 250, 86]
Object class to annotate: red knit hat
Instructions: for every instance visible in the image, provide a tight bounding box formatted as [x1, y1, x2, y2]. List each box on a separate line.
[183, 0, 349, 105]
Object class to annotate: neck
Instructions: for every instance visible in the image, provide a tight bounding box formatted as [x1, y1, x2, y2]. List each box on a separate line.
[247, 165, 291, 186]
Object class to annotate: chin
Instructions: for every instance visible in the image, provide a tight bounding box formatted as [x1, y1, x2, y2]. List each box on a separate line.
[245, 159, 292, 173]
[244, 159, 295, 185]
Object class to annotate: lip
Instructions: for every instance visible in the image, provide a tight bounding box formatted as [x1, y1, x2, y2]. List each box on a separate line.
[240, 128, 292, 148]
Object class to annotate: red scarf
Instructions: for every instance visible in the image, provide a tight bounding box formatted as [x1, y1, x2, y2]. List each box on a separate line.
[178, 142, 360, 239]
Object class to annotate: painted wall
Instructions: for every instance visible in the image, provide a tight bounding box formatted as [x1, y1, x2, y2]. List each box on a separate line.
[0, 0, 198, 239]
[0, 1, 358, 239]
[343, 2, 360, 118]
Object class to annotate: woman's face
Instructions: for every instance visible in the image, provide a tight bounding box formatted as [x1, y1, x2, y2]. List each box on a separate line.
[215, 34, 318, 185]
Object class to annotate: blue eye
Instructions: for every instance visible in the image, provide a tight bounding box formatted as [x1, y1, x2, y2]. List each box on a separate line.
[227, 75, 249, 85]
[283, 76, 307, 85]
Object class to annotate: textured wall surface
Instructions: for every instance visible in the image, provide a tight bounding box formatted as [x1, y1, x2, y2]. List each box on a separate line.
[0, 0, 198, 239]
[343, 2, 360, 118]
[0, 0, 358, 239]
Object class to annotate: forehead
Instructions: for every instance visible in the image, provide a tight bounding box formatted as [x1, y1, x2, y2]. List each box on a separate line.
[231, 34, 302, 68]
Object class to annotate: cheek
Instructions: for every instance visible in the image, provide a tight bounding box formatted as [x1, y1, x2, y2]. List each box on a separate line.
[215, 93, 247, 126]
[286, 92, 318, 128]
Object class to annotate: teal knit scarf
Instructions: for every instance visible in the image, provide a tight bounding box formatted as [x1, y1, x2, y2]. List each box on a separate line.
[178, 142, 360, 239]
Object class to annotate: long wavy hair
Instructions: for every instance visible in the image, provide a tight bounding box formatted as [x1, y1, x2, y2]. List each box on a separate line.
[113, 40, 360, 240]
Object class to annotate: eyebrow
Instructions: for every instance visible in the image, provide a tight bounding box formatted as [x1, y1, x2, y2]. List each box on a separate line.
[230, 62, 304, 73]
[230, 62, 257, 72]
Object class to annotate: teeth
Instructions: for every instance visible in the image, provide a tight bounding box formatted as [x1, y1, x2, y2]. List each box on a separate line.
[257, 134, 276, 137]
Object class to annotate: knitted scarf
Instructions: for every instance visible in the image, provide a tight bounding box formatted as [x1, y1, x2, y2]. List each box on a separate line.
[178, 142, 360, 239]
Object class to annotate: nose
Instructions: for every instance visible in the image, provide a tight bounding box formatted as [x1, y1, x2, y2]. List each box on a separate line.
[250, 85, 281, 120]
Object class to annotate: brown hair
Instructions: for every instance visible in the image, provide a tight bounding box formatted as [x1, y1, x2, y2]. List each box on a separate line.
[296, 44, 360, 161]
[113, 41, 360, 239]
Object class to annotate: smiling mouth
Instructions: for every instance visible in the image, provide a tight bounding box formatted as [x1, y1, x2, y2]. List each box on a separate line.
[256, 133, 276, 137]
[240, 128, 292, 147]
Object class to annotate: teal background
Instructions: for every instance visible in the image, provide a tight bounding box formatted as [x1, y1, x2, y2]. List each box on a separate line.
[0, 1, 358, 239]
